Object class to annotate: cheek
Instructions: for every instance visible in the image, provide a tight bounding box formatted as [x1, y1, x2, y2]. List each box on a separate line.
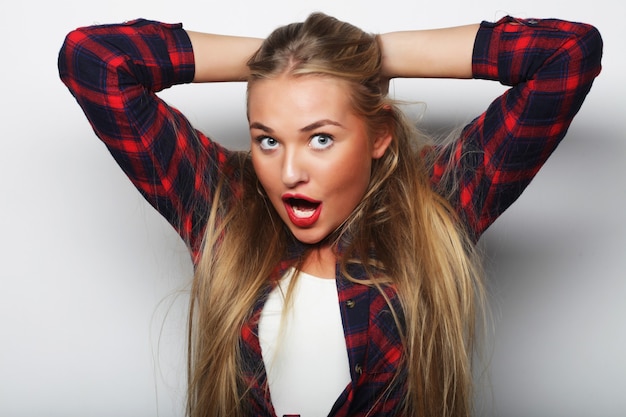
[251, 154, 262, 181]
[330, 153, 372, 200]
[251, 155, 282, 204]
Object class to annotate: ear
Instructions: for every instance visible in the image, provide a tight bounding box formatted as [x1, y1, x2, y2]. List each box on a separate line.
[371, 130, 393, 159]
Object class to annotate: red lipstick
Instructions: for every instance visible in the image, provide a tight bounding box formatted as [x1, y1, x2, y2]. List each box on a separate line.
[282, 193, 322, 228]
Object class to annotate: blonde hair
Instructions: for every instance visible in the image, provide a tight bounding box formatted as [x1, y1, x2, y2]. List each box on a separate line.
[187, 12, 485, 417]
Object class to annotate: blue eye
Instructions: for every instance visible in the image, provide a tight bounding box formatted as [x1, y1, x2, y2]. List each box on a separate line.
[257, 136, 279, 150]
[310, 133, 334, 150]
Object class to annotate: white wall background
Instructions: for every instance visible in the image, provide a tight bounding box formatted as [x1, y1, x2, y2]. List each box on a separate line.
[0, 0, 623, 416]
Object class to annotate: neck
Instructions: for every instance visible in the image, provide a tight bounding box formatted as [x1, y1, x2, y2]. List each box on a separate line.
[300, 244, 336, 279]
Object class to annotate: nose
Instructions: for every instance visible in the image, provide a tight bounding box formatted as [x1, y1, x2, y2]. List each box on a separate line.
[281, 147, 308, 188]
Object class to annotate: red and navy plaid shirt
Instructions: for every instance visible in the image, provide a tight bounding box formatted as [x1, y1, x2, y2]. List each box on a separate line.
[59, 16, 602, 416]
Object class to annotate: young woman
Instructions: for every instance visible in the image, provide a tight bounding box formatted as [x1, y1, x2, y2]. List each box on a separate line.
[58, 12, 602, 417]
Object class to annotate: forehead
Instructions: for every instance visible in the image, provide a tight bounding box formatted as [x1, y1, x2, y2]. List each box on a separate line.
[247, 75, 355, 125]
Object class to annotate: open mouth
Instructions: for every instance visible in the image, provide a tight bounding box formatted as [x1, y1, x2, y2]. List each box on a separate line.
[282, 194, 322, 227]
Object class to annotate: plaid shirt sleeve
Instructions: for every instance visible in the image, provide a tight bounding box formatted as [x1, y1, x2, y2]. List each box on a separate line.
[431, 16, 603, 241]
[58, 19, 232, 257]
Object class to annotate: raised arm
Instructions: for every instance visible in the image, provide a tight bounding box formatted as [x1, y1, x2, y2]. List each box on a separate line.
[383, 17, 602, 240]
[186, 31, 261, 82]
[379, 23, 479, 79]
[58, 19, 260, 257]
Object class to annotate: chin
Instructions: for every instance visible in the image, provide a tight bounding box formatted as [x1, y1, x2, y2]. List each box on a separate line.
[293, 234, 325, 246]
[289, 228, 330, 246]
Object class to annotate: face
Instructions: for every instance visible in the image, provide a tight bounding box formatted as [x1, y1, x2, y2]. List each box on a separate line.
[248, 75, 391, 245]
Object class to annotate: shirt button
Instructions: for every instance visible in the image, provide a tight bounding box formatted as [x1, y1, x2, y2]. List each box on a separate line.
[355, 363, 363, 375]
[345, 299, 356, 308]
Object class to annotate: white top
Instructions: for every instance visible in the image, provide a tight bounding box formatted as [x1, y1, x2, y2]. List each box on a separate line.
[258, 268, 351, 417]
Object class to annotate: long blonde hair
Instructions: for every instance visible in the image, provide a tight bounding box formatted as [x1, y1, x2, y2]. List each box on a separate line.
[187, 12, 485, 417]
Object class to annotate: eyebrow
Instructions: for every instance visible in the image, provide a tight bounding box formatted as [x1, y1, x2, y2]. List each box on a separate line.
[300, 119, 345, 132]
[249, 119, 345, 133]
